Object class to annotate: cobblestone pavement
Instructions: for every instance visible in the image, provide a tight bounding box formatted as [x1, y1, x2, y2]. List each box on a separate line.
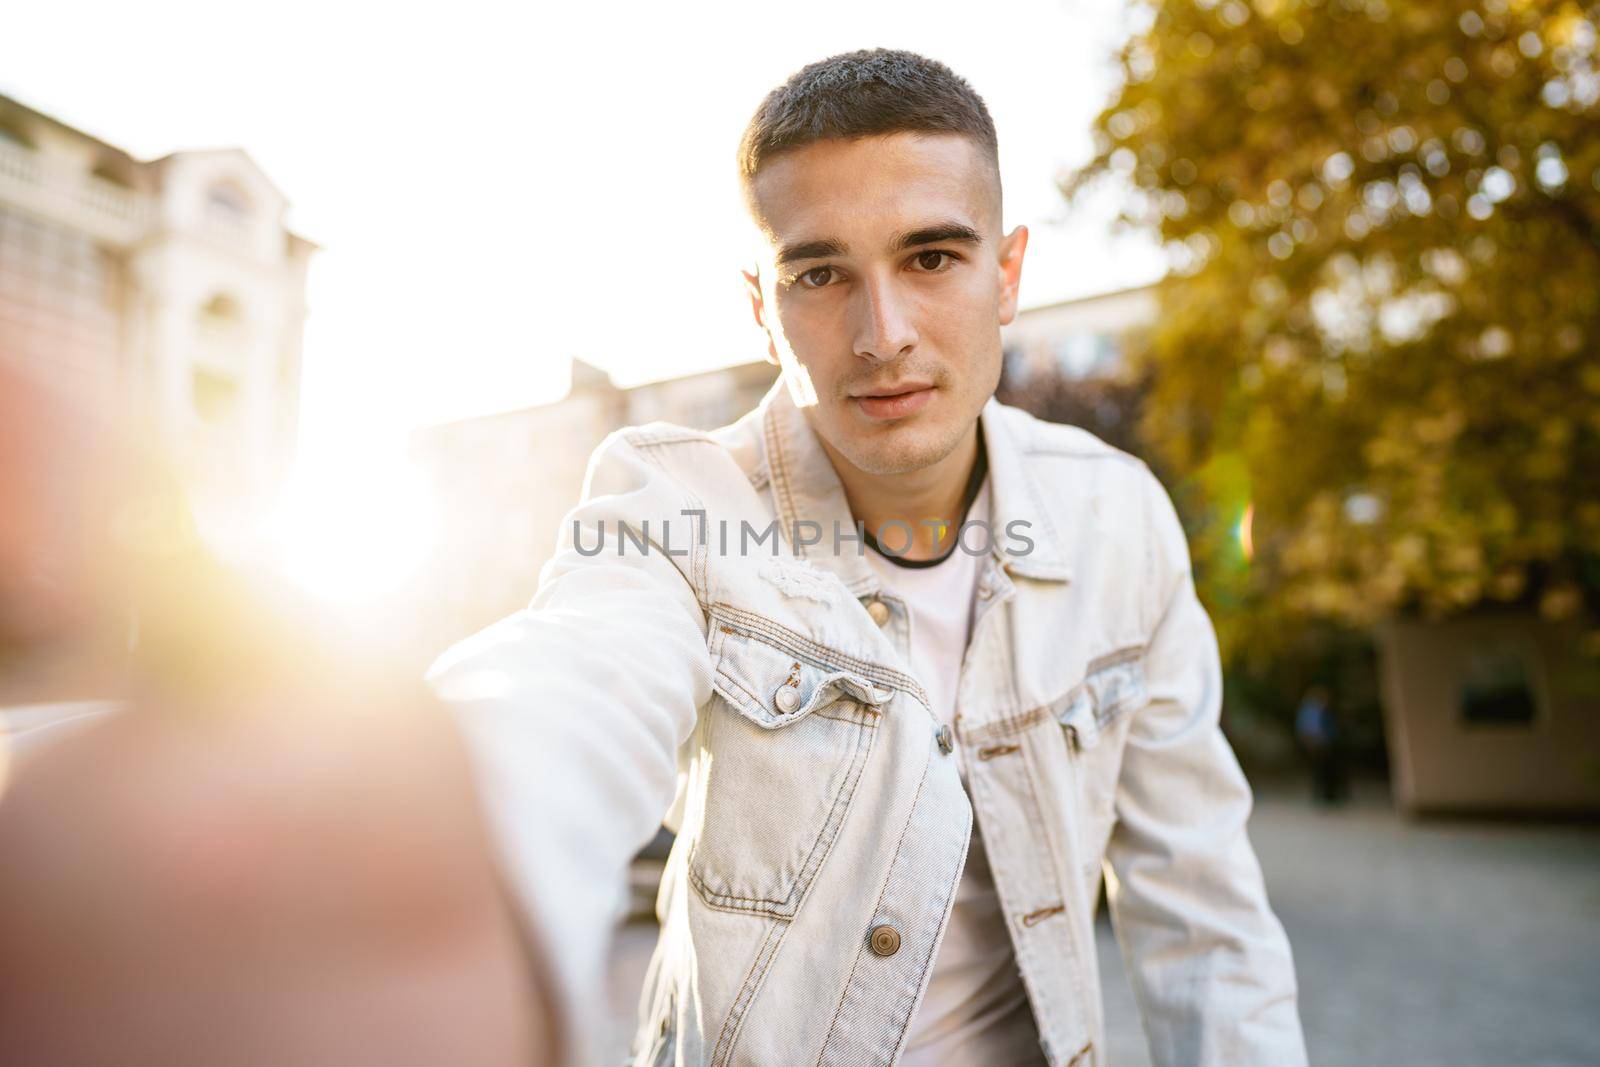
[605, 786, 1600, 1065]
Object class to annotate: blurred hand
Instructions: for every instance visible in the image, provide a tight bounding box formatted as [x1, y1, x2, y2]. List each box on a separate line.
[0, 366, 560, 1065]
[0, 679, 551, 1066]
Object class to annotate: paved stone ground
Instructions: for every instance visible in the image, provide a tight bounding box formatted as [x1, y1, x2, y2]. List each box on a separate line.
[605, 785, 1600, 1065]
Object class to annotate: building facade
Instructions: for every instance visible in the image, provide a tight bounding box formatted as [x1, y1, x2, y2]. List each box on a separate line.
[409, 358, 781, 656]
[0, 92, 313, 519]
[999, 285, 1158, 383]
[1379, 616, 1600, 814]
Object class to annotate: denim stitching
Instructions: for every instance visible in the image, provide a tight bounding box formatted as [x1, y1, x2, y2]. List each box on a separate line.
[962, 644, 1147, 745]
[966, 756, 1065, 1062]
[696, 624, 881, 913]
[712, 670, 880, 731]
[711, 631, 886, 730]
[991, 601, 1024, 721]
[885, 793, 971, 1067]
[761, 405, 806, 561]
[1086, 644, 1145, 674]
[631, 436, 712, 602]
[712, 604, 930, 708]
[627, 428, 715, 448]
[814, 752, 935, 1066]
[627, 437, 710, 604]
[687, 697, 877, 915]
[717, 608, 905, 687]
[991, 415, 1068, 570]
[1091, 669, 1147, 731]
[814, 705, 880, 726]
[708, 918, 783, 1067]
[1024, 726, 1100, 1049]
[710, 654, 766, 715]
[1017, 728, 1093, 1054]
[704, 714, 872, 910]
[964, 705, 1052, 744]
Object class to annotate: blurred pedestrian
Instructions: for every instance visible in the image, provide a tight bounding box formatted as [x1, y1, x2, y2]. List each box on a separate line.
[1295, 684, 1348, 806]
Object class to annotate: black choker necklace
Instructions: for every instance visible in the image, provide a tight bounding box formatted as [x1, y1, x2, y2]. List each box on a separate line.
[862, 430, 989, 569]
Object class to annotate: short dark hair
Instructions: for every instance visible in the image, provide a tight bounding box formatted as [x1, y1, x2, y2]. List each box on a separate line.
[737, 49, 1000, 215]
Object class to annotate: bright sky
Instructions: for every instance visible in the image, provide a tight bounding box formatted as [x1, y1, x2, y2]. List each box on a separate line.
[6, 1, 1164, 598]
[5, 0, 1161, 457]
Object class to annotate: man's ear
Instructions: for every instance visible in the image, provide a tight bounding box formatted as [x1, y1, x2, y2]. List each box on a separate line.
[742, 266, 781, 366]
[996, 224, 1029, 327]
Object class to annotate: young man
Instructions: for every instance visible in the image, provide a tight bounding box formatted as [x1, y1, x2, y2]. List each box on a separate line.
[429, 49, 1307, 1067]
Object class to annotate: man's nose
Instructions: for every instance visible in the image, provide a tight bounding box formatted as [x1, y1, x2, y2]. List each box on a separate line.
[850, 273, 918, 362]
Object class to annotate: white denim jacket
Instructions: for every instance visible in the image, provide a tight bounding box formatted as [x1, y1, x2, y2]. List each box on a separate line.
[427, 377, 1307, 1067]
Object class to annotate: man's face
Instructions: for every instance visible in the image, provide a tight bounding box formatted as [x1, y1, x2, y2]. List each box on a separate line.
[744, 132, 1028, 477]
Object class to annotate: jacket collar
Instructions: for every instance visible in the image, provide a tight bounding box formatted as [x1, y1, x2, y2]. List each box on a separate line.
[756, 375, 1072, 597]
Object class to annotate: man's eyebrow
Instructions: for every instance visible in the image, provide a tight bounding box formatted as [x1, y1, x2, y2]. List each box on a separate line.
[773, 223, 984, 267]
[891, 223, 983, 251]
[775, 238, 848, 266]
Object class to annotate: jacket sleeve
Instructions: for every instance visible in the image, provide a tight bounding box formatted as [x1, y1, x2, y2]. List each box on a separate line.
[1101, 468, 1308, 1067]
[424, 430, 714, 1067]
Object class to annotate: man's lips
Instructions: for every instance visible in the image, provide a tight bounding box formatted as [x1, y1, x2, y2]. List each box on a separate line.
[850, 384, 935, 420]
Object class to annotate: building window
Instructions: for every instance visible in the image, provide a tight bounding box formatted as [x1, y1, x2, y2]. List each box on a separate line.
[199, 292, 243, 328]
[193, 368, 239, 424]
[1459, 647, 1538, 727]
[207, 181, 252, 221]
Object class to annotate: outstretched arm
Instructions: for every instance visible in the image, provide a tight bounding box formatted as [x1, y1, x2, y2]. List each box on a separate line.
[427, 430, 715, 1067]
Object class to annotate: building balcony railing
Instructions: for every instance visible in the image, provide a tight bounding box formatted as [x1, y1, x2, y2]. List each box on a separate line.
[0, 140, 153, 245]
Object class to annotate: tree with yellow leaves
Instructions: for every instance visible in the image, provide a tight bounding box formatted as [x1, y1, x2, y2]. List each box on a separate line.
[1070, 0, 1600, 654]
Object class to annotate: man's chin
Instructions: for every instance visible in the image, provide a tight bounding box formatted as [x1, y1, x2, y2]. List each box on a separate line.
[832, 421, 958, 477]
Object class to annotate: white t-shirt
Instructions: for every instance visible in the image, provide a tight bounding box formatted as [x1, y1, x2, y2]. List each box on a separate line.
[862, 477, 1046, 1066]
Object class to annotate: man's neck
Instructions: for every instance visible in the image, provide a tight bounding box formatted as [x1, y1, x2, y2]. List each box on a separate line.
[818, 423, 982, 562]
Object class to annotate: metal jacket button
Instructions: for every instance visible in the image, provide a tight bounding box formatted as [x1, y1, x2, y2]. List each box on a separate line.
[868, 924, 901, 956]
[936, 724, 954, 755]
[866, 598, 891, 626]
[774, 685, 800, 714]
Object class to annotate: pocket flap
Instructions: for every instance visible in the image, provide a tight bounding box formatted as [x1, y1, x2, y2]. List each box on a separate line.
[1086, 652, 1147, 725]
[1053, 687, 1101, 749]
[712, 626, 889, 730]
[1051, 648, 1147, 749]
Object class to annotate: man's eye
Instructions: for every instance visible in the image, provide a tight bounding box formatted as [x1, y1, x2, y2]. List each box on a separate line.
[797, 267, 836, 288]
[914, 250, 955, 271]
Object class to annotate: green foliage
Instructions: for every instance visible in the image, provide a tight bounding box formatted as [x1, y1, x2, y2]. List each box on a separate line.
[1069, 0, 1600, 655]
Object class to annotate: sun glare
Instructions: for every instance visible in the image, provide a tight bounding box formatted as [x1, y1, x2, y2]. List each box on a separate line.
[268, 455, 438, 604]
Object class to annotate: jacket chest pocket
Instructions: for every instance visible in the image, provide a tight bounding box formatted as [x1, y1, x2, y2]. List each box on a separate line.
[1053, 649, 1146, 867]
[688, 625, 887, 919]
